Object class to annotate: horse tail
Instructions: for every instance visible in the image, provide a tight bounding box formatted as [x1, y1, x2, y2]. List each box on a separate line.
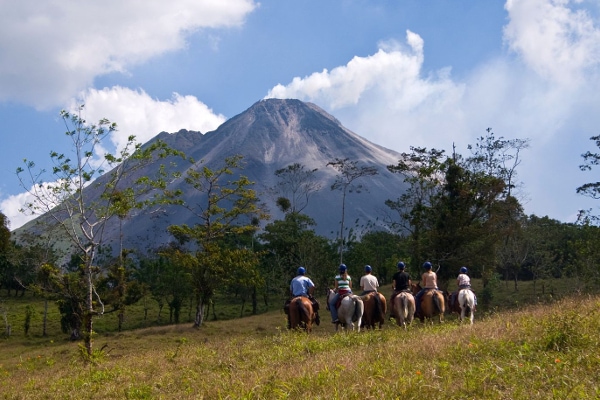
[372, 294, 383, 322]
[353, 296, 364, 324]
[433, 291, 442, 313]
[292, 298, 306, 329]
[378, 293, 387, 321]
[399, 294, 407, 318]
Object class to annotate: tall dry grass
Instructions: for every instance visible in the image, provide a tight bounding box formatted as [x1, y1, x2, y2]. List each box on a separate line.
[1, 294, 599, 399]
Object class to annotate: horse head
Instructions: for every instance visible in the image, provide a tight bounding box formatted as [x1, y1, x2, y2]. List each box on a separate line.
[410, 282, 422, 296]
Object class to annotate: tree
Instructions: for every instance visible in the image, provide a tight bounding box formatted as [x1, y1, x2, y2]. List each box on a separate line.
[466, 128, 529, 198]
[273, 163, 321, 213]
[327, 158, 378, 264]
[166, 155, 269, 327]
[386, 147, 446, 267]
[0, 212, 14, 295]
[16, 106, 180, 357]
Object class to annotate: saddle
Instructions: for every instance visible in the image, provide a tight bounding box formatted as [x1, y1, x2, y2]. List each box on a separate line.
[335, 293, 351, 309]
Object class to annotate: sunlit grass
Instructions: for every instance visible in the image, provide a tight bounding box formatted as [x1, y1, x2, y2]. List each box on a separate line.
[1, 291, 600, 399]
[0, 277, 596, 399]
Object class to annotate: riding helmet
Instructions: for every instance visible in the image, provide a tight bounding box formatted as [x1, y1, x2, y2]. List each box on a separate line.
[423, 261, 432, 270]
[397, 261, 405, 269]
[339, 264, 347, 272]
[365, 265, 372, 272]
[460, 266, 468, 274]
[297, 266, 306, 275]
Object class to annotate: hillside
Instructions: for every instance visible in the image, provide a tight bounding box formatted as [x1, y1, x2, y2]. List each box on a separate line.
[0, 292, 598, 399]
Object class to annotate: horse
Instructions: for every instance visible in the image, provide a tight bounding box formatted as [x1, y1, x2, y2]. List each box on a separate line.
[446, 289, 476, 324]
[411, 283, 445, 324]
[359, 292, 387, 330]
[326, 288, 364, 332]
[288, 296, 316, 332]
[390, 291, 415, 329]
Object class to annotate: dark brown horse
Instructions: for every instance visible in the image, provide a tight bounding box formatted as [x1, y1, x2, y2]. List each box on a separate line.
[288, 296, 316, 332]
[411, 283, 445, 324]
[359, 292, 387, 329]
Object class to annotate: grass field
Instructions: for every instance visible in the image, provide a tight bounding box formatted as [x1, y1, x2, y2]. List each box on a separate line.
[1, 278, 599, 399]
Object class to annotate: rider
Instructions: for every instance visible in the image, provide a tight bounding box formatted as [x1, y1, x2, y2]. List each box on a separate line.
[390, 261, 412, 317]
[359, 265, 379, 295]
[451, 266, 477, 310]
[328, 264, 352, 324]
[414, 261, 438, 316]
[284, 267, 319, 328]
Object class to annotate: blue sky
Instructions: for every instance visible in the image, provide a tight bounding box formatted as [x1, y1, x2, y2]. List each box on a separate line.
[1, 0, 600, 230]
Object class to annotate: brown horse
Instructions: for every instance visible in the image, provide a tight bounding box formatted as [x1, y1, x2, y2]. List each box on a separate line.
[359, 292, 387, 329]
[411, 283, 445, 324]
[288, 296, 316, 332]
[390, 291, 415, 329]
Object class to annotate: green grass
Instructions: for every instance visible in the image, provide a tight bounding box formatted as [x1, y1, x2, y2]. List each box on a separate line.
[1, 279, 599, 399]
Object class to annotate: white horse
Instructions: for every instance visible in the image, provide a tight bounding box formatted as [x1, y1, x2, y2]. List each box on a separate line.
[392, 291, 415, 329]
[327, 289, 364, 332]
[457, 289, 476, 324]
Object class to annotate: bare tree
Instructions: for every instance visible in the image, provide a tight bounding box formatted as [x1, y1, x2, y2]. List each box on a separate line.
[327, 158, 378, 264]
[16, 106, 179, 358]
[273, 163, 321, 213]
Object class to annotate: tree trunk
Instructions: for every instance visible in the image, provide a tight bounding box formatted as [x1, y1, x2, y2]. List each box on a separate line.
[194, 299, 205, 327]
[84, 263, 94, 357]
[42, 299, 48, 337]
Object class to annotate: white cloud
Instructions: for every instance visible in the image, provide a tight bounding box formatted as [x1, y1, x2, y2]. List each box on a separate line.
[265, 30, 466, 152]
[2, 87, 227, 229]
[1, 189, 46, 230]
[70, 87, 226, 156]
[504, 0, 600, 85]
[265, 1, 600, 223]
[0, 0, 258, 109]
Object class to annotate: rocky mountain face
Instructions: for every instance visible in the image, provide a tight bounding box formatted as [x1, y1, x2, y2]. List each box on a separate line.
[16, 99, 408, 255]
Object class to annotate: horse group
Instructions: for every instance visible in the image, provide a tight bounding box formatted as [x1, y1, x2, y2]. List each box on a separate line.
[289, 285, 475, 333]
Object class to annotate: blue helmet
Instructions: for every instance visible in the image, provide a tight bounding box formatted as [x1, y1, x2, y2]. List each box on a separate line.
[339, 264, 347, 272]
[460, 266, 468, 274]
[365, 265, 372, 272]
[423, 261, 432, 270]
[297, 266, 306, 275]
[397, 261, 405, 269]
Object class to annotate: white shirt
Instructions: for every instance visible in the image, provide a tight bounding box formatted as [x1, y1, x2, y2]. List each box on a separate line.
[360, 274, 379, 292]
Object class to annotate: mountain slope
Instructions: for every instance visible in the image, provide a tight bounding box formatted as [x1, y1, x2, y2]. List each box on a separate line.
[16, 99, 408, 255]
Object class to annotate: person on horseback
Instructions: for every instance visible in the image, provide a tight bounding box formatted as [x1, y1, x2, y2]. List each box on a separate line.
[359, 265, 379, 295]
[328, 264, 353, 324]
[450, 266, 477, 311]
[390, 261, 411, 317]
[414, 261, 438, 316]
[284, 267, 320, 328]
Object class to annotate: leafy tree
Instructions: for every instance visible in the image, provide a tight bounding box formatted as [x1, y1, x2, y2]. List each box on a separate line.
[344, 231, 405, 285]
[429, 157, 510, 284]
[0, 212, 15, 295]
[97, 249, 144, 331]
[166, 155, 269, 327]
[386, 147, 446, 267]
[135, 253, 192, 323]
[577, 134, 600, 202]
[16, 106, 180, 357]
[327, 158, 378, 264]
[259, 212, 334, 295]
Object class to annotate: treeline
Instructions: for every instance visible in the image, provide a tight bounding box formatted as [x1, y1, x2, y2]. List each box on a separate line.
[1, 110, 600, 358]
